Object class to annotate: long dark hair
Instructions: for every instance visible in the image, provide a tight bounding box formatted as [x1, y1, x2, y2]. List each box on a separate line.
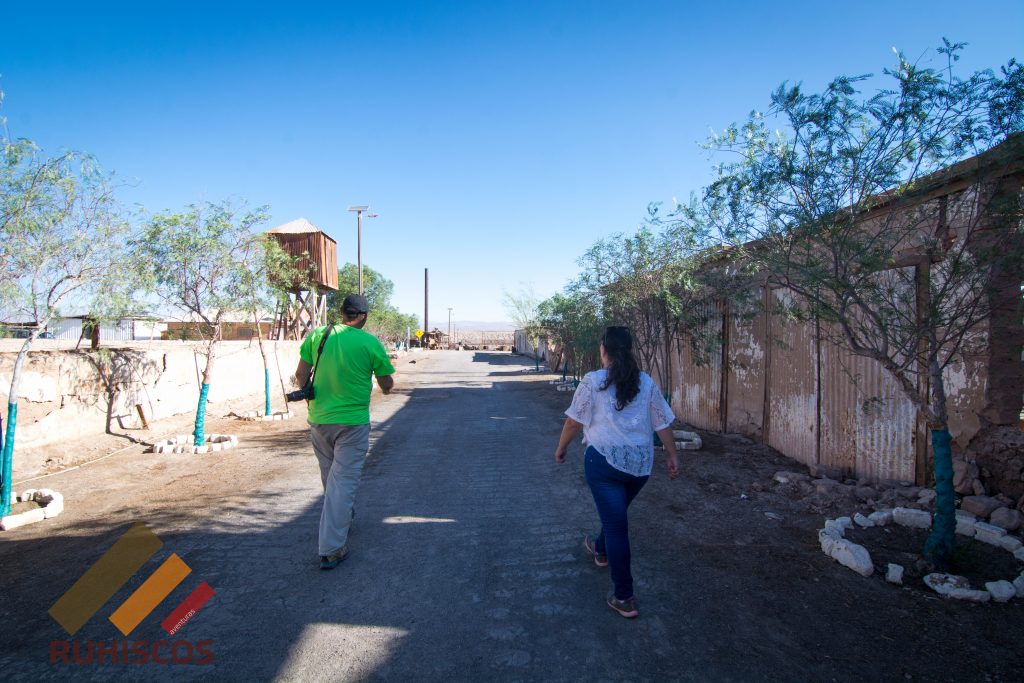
[599, 326, 640, 411]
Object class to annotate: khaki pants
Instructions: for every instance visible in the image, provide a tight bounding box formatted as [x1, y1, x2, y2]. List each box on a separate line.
[310, 422, 371, 556]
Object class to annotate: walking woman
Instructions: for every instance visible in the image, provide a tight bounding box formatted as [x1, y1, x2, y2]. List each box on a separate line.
[554, 326, 679, 618]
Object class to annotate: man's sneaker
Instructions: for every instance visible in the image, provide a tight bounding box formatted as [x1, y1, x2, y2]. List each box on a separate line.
[607, 592, 639, 618]
[319, 546, 349, 570]
[583, 535, 608, 567]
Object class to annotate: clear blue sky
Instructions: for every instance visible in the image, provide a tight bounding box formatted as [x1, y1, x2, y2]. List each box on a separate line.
[2, 1, 1021, 327]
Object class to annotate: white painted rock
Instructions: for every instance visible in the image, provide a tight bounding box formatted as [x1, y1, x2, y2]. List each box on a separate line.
[854, 513, 875, 528]
[1, 507, 46, 531]
[828, 539, 874, 577]
[819, 529, 841, 555]
[924, 573, 970, 596]
[886, 564, 904, 585]
[153, 433, 239, 455]
[673, 431, 702, 450]
[956, 519, 978, 537]
[955, 511, 977, 535]
[986, 580, 1016, 603]
[974, 522, 1007, 546]
[773, 471, 810, 485]
[893, 507, 932, 529]
[1013, 575, 1024, 598]
[19, 489, 37, 502]
[999, 536, 1023, 552]
[868, 510, 893, 526]
[43, 499, 63, 519]
[1014, 548, 1024, 562]
[823, 519, 848, 537]
[990, 508, 1023, 532]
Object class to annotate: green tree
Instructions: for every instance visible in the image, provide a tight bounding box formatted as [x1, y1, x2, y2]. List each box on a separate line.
[326, 263, 419, 343]
[574, 223, 694, 391]
[328, 263, 394, 319]
[701, 41, 1024, 567]
[140, 201, 268, 447]
[365, 305, 419, 343]
[535, 290, 606, 377]
[0, 136, 138, 513]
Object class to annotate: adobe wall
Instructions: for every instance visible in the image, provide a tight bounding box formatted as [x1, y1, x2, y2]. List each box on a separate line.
[0, 340, 303, 480]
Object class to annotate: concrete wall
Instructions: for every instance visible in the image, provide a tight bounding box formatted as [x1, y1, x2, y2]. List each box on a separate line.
[0, 340, 302, 479]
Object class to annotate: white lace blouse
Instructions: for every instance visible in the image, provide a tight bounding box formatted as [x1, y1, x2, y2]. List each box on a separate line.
[565, 369, 676, 477]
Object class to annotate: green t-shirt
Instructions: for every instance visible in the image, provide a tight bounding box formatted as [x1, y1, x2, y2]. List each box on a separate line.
[300, 324, 395, 425]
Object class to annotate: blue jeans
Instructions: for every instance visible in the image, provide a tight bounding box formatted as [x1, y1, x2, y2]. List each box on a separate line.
[584, 446, 649, 600]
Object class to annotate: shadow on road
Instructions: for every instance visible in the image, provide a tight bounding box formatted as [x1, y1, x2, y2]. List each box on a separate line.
[3, 350, 1022, 681]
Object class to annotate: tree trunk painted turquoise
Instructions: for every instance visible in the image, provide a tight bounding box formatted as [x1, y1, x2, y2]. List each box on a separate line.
[0, 414, 4, 503]
[923, 428, 957, 567]
[193, 335, 219, 448]
[1, 403, 17, 515]
[3, 336, 35, 514]
[264, 369, 271, 417]
[193, 383, 210, 447]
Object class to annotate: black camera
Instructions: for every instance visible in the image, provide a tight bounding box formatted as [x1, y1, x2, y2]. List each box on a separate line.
[286, 382, 315, 402]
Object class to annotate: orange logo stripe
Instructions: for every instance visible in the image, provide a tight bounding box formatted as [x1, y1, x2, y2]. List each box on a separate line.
[109, 553, 192, 636]
[48, 522, 163, 636]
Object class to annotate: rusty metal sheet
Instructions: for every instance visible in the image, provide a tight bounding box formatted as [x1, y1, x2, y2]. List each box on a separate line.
[766, 289, 818, 467]
[673, 314, 722, 432]
[725, 309, 766, 439]
[819, 337, 917, 482]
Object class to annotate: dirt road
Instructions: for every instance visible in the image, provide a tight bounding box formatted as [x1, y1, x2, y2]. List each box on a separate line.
[0, 351, 1021, 681]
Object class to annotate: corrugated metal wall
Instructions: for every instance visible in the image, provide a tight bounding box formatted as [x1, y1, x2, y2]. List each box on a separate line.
[51, 319, 134, 341]
[725, 303, 766, 439]
[765, 288, 819, 467]
[668, 287, 939, 483]
[673, 310, 723, 432]
[51, 319, 82, 341]
[818, 336, 917, 482]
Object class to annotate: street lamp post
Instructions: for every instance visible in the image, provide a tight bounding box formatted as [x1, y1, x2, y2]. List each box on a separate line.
[448, 308, 453, 350]
[347, 205, 376, 295]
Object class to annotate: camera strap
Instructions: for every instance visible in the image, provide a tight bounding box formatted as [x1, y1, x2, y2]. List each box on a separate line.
[308, 326, 334, 388]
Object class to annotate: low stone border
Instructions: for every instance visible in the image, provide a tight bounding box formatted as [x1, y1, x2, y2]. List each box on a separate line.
[152, 434, 239, 455]
[818, 506, 1024, 603]
[233, 410, 294, 422]
[672, 430, 702, 451]
[1, 489, 64, 530]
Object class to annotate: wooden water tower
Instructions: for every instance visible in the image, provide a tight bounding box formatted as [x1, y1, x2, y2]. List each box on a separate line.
[267, 218, 338, 340]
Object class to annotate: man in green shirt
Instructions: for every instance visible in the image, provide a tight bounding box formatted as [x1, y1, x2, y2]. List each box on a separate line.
[295, 294, 395, 569]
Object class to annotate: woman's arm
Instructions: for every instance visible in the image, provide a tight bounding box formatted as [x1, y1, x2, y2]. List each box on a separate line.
[554, 417, 584, 463]
[654, 427, 680, 480]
